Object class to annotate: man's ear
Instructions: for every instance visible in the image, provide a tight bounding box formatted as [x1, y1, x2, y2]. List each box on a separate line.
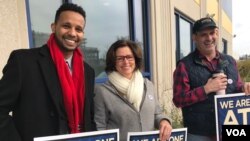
[215, 28, 219, 36]
[192, 34, 196, 42]
[51, 23, 55, 33]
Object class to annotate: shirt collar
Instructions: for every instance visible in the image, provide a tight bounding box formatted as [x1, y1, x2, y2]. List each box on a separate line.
[196, 49, 220, 60]
[65, 55, 73, 69]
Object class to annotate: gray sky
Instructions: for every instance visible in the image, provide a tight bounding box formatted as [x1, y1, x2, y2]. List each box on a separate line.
[233, 0, 250, 56]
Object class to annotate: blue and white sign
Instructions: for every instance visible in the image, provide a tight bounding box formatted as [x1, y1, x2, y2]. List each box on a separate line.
[127, 128, 187, 141]
[34, 129, 119, 141]
[215, 93, 250, 141]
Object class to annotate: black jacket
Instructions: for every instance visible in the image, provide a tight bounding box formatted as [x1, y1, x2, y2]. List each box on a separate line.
[0, 45, 96, 141]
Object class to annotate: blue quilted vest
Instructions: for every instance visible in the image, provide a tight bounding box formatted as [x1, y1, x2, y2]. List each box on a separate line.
[180, 50, 241, 136]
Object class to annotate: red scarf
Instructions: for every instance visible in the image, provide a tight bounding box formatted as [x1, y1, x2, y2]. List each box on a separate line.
[47, 34, 85, 133]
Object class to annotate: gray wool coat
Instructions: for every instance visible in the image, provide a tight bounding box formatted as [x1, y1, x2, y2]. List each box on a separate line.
[94, 78, 171, 141]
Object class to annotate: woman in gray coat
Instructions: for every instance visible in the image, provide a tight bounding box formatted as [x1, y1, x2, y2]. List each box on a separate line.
[94, 39, 172, 141]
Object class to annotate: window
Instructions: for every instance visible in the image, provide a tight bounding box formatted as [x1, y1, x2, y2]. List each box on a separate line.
[222, 39, 228, 54]
[26, 0, 61, 48]
[26, 0, 151, 83]
[175, 12, 194, 62]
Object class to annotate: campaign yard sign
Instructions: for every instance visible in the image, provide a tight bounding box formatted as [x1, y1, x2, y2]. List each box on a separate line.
[34, 129, 119, 141]
[215, 93, 250, 141]
[127, 128, 187, 141]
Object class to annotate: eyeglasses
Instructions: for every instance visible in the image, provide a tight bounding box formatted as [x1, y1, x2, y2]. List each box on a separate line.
[116, 55, 134, 62]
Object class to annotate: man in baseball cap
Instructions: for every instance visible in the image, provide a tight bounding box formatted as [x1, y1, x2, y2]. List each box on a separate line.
[173, 16, 250, 141]
[192, 17, 218, 33]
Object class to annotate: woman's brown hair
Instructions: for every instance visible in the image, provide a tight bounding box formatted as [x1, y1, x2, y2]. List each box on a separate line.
[105, 39, 143, 73]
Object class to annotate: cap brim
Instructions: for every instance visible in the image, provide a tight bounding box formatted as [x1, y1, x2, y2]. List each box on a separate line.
[198, 25, 218, 31]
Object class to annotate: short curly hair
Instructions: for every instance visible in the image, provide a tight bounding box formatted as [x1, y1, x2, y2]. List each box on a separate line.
[105, 39, 143, 73]
[54, 3, 86, 23]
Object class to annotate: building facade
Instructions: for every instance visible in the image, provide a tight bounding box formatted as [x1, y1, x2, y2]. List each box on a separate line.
[0, 0, 233, 127]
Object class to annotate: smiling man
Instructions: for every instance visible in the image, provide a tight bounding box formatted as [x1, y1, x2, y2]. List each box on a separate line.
[173, 17, 250, 141]
[0, 3, 96, 141]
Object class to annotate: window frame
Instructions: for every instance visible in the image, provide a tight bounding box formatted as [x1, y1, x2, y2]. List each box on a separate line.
[222, 38, 228, 54]
[175, 11, 194, 63]
[25, 0, 152, 83]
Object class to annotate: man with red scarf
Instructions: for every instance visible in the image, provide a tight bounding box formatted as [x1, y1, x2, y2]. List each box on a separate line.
[0, 3, 96, 141]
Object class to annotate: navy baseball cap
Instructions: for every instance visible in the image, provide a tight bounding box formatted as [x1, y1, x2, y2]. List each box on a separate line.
[192, 17, 217, 33]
